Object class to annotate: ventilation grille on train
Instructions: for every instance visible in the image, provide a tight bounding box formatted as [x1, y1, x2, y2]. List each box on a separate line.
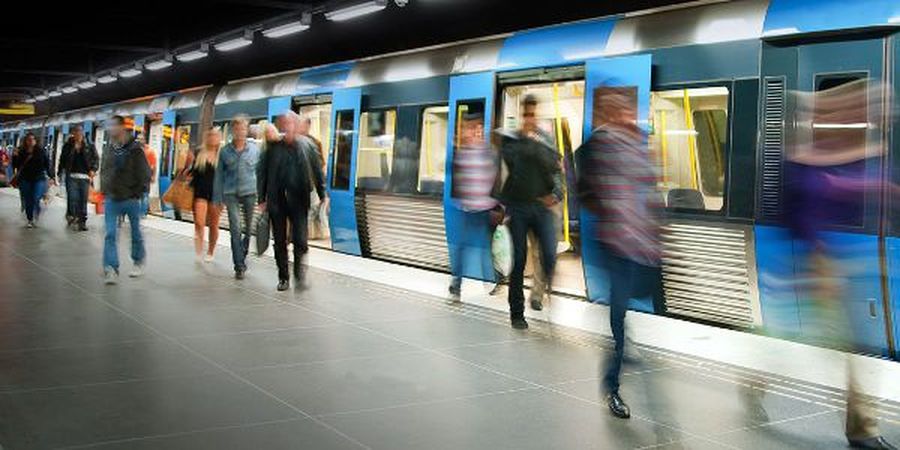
[661, 222, 761, 329]
[760, 76, 786, 220]
[356, 193, 450, 272]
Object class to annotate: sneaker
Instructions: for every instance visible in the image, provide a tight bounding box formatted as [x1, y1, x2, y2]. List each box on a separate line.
[25, 221, 34, 229]
[607, 392, 631, 419]
[511, 317, 529, 330]
[104, 269, 118, 285]
[77, 222, 88, 232]
[277, 279, 289, 291]
[234, 268, 245, 280]
[129, 264, 144, 278]
[530, 297, 543, 311]
[204, 253, 214, 263]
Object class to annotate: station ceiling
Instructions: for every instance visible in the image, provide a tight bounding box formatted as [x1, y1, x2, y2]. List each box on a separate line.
[0, 0, 696, 120]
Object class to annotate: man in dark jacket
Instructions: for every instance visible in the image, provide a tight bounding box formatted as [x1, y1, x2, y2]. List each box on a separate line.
[58, 125, 99, 231]
[499, 94, 562, 330]
[100, 115, 151, 285]
[258, 112, 326, 291]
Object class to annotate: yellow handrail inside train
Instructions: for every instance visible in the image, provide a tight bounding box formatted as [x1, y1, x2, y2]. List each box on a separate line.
[682, 89, 699, 190]
[552, 83, 570, 247]
[660, 109, 668, 185]
[424, 116, 433, 176]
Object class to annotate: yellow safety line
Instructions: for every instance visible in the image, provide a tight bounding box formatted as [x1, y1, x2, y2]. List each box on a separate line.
[552, 83, 570, 246]
[660, 109, 668, 185]
[682, 89, 699, 190]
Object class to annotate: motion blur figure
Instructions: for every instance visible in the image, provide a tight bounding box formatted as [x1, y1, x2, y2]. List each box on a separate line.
[185, 128, 223, 263]
[57, 125, 99, 231]
[297, 116, 329, 241]
[448, 109, 499, 301]
[12, 132, 53, 228]
[782, 80, 895, 450]
[577, 88, 661, 420]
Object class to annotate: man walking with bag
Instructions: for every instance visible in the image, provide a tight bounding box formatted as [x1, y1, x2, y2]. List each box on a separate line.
[57, 125, 99, 231]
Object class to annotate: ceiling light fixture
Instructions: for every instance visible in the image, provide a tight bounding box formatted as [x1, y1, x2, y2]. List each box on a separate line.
[77, 78, 97, 89]
[48, 90, 62, 98]
[326, 0, 387, 21]
[176, 43, 209, 62]
[97, 72, 118, 84]
[35, 94, 49, 101]
[23, 98, 36, 104]
[119, 63, 143, 78]
[61, 85, 79, 94]
[214, 30, 254, 52]
[145, 54, 173, 71]
[263, 13, 312, 38]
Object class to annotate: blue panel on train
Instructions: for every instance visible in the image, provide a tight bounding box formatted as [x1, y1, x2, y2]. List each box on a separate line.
[328, 88, 362, 256]
[297, 63, 353, 95]
[445, 71, 496, 282]
[755, 225, 801, 338]
[158, 110, 177, 215]
[267, 96, 291, 121]
[887, 237, 900, 356]
[763, 0, 900, 37]
[497, 18, 617, 71]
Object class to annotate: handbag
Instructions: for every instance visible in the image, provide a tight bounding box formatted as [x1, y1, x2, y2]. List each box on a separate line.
[254, 210, 270, 256]
[162, 179, 194, 211]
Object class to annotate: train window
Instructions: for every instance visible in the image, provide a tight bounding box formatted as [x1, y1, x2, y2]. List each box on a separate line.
[297, 103, 333, 165]
[417, 105, 449, 195]
[356, 109, 397, 191]
[332, 110, 355, 190]
[650, 86, 729, 211]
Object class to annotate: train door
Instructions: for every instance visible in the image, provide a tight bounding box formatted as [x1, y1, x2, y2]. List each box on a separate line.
[145, 116, 165, 213]
[157, 111, 176, 216]
[327, 88, 363, 255]
[92, 122, 106, 194]
[294, 95, 333, 249]
[794, 38, 889, 356]
[496, 66, 586, 297]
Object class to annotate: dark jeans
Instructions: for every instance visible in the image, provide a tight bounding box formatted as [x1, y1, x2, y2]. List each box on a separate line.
[271, 206, 309, 281]
[506, 202, 557, 318]
[450, 210, 493, 290]
[224, 194, 256, 271]
[19, 178, 47, 222]
[66, 177, 90, 223]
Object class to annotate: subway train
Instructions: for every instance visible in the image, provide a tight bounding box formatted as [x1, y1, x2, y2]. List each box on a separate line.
[3, 0, 900, 359]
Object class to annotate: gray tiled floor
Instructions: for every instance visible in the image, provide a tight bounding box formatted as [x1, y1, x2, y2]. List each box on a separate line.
[1, 192, 899, 450]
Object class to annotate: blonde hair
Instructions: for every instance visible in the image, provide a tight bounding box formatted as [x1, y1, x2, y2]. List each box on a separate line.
[194, 127, 222, 169]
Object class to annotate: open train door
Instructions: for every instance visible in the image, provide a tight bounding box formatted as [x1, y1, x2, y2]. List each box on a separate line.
[579, 53, 656, 312]
[326, 88, 363, 256]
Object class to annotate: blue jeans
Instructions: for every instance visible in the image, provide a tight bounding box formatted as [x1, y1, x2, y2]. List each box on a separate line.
[66, 177, 90, 223]
[104, 198, 145, 272]
[506, 202, 557, 318]
[19, 178, 47, 222]
[224, 194, 256, 271]
[450, 210, 493, 290]
[140, 192, 150, 216]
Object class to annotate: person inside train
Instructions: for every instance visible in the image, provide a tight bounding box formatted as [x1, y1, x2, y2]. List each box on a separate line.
[497, 94, 562, 329]
[11, 132, 54, 228]
[141, 133, 157, 217]
[213, 115, 260, 280]
[57, 125, 99, 231]
[297, 115, 329, 240]
[100, 115, 151, 284]
[448, 108, 499, 301]
[258, 111, 326, 291]
[576, 88, 662, 420]
[183, 127, 223, 263]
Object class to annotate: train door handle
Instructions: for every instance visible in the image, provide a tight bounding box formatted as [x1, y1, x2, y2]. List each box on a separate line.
[868, 298, 878, 318]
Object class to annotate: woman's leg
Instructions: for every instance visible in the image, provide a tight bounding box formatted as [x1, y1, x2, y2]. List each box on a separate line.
[20, 180, 35, 221]
[206, 203, 221, 256]
[193, 199, 208, 257]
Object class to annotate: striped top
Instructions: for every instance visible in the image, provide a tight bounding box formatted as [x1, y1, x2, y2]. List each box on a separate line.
[452, 142, 498, 212]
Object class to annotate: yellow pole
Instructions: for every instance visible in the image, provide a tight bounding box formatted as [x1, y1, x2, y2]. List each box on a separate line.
[552, 83, 570, 246]
[682, 89, 699, 190]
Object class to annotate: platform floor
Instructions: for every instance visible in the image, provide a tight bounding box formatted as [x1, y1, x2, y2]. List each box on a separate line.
[2, 192, 900, 449]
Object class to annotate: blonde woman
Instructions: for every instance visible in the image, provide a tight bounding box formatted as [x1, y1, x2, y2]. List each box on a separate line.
[185, 127, 223, 262]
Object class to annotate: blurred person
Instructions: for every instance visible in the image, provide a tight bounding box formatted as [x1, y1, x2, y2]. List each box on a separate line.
[782, 80, 895, 450]
[57, 125, 99, 231]
[448, 110, 499, 301]
[183, 128, 222, 263]
[12, 132, 53, 228]
[258, 112, 326, 291]
[141, 134, 157, 216]
[576, 89, 661, 419]
[100, 115, 151, 284]
[498, 94, 562, 329]
[297, 116, 329, 240]
[213, 115, 260, 280]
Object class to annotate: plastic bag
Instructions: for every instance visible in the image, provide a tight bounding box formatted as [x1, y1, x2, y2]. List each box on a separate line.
[492, 224, 513, 277]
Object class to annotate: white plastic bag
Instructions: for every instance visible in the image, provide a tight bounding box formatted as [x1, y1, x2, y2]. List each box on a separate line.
[492, 224, 513, 277]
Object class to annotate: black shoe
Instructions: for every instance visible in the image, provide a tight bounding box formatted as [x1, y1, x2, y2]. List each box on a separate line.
[511, 317, 529, 330]
[607, 392, 631, 419]
[530, 297, 543, 311]
[277, 279, 289, 291]
[849, 437, 898, 450]
[235, 269, 245, 280]
[78, 222, 88, 232]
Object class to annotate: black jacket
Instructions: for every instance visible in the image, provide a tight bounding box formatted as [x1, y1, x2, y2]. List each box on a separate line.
[57, 141, 99, 177]
[12, 147, 53, 182]
[100, 136, 151, 200]
[498, 130, 561, 205]
[257, 135, 325, 215]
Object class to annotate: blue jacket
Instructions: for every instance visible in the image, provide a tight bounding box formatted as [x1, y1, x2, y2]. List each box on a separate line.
[213, 141, 260, 203]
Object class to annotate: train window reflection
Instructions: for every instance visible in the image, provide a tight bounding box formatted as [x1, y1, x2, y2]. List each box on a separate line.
[357, 109, 397, 191]
[650, 86, 729, 211]
[331, 110, 355, 190]
[418, 105, 449, 195]
[297, 103, 332, 165]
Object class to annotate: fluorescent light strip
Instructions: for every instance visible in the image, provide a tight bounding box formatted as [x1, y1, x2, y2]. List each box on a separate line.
[215, 35, 253, 51]
[263, 21, 309, 38]
[23, 98, 36, 104]
[48, 91, 62, 97]
[176, 49, 208, 62]
[145, 59, 173, 71]
[119, 67, 142, 78]
[97, 74, 118, 84]
[61, 86, 78, 94]
[325, 0, 387, 21]
[812, 123, 869, 129]
[77, 80, 97, 89]
[35, 94, 49, 101]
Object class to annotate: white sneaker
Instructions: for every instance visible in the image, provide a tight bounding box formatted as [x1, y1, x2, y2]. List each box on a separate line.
[203, 254, 214, 263]
[129, 264, 144, 278]
[25, 221, 34, 229]
[104, 269, 118, 285]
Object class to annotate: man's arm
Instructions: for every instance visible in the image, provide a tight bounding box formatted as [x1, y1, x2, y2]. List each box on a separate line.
[57, 144, 69, 178]
[308, 146, 326, 201]
[212, 149, 225, 204]
[134, 147, 152, 191]
[89, 144, 100, 174]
